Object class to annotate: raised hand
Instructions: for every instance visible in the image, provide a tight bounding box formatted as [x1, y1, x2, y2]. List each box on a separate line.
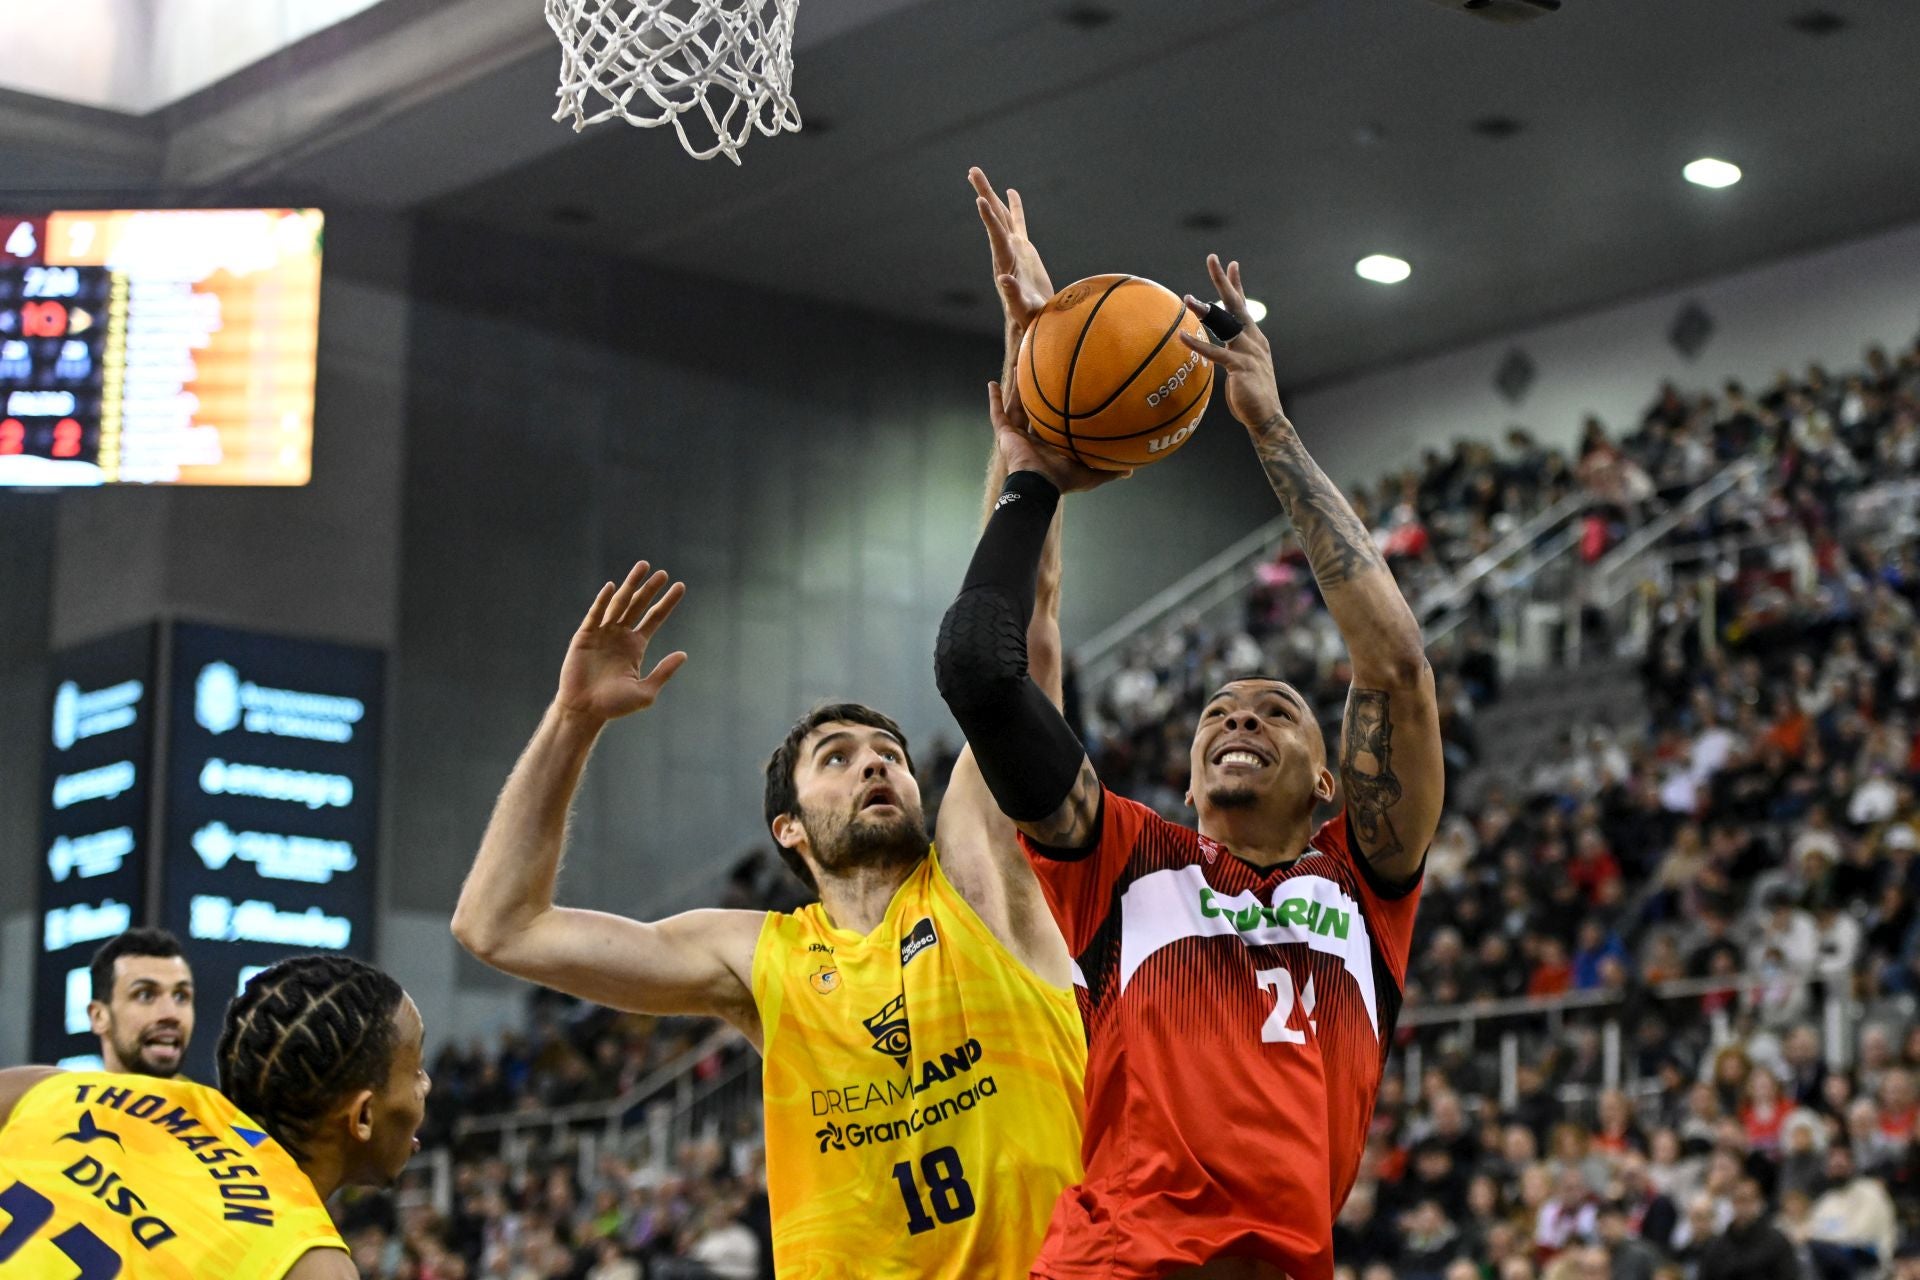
[969, 167, 1054, 340]
[556, 561, 689, 724]
[987, 381, 1130, 494]
[1178, 254, 1285, 432]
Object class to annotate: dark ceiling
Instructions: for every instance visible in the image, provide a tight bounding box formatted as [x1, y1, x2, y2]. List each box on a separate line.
[433, 0, 1920, 388]
[5, 0, 1917, 392]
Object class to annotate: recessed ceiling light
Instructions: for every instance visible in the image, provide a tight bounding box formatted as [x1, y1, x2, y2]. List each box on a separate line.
[1355, 255, 1412, 285]
[1244, 298, 1269, 324]
[1683, 158, 1742, 189]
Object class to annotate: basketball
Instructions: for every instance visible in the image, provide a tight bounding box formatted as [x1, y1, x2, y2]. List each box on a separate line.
[1015, 274, 1215, 471]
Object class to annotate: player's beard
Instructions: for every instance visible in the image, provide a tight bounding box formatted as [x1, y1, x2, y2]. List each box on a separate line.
[805, 802, 928, 881]
[1204, 784, 1262, 811]
[108, 1024, 186, 1078]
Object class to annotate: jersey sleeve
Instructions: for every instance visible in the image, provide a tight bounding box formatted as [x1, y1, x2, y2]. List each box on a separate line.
[1325, 810, 1423, 990]
[1018, 787, 1152, 955]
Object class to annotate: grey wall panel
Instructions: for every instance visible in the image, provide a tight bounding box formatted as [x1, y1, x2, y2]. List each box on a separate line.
[0, 494, 55, 909]
[390, 219, 1282, 924]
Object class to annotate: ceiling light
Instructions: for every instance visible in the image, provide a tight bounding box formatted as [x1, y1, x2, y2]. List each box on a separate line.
[1684, 158, 1742, 189]
[1243, 298, 1269, 324]
[1355, 255, 1412, 285]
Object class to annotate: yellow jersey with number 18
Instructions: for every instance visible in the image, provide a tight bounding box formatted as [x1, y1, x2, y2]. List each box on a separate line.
[0, 1071, 346, 1279]
[754, 846, 1085, 1279]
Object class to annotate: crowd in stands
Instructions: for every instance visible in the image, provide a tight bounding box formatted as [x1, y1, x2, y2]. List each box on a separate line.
[342, 337, 1920, 1278]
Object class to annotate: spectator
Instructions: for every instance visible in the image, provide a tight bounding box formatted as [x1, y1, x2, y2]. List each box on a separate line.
[1805, 1144, 1898, 1280]
[1598, 1201, 1662, 1280]
[1698, 1178, 1799, 1280]
[1402, 1199, 1465, 1280]
[1335, 1180, 1402, 1272]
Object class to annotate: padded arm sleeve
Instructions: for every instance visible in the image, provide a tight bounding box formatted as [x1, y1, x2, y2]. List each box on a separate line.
[935, 471, 1089, 824]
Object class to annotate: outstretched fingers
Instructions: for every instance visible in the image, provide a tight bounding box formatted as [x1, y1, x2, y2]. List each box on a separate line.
[1004, 186, 1028, 237]
[968, 167, 1012, 228]
[601, 560, 652, 627]
[1206, 253, 1249, 318]
[638, 649, 689, 700]
[581, 580, 617, 631]
[1177, 317, 1239, 367]
[628, 577, 686, 637]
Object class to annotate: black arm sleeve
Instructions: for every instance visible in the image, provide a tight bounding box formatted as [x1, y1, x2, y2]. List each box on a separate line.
[935, 470, 1090, 824]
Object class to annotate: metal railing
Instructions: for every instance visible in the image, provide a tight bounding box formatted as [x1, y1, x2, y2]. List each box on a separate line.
[1077, 485, 1596, 687]
[401, 962, 1857, 1215]
[451, 1025, 746, 1150]
[1395, 967, 1852, 1112]
[1591, 457, 1761, 610]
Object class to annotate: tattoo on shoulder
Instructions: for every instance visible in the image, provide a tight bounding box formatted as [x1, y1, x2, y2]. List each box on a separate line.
[1341, 687, 1405, 861]
[1254, 416, 1387, 589]
[1024, 759, 1101, 849]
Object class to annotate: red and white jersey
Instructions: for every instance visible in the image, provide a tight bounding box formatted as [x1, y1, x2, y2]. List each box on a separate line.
[1021, 789, 1421, 1280]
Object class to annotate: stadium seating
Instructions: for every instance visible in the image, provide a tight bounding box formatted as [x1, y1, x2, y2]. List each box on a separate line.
[363, 336, 1920, 1280]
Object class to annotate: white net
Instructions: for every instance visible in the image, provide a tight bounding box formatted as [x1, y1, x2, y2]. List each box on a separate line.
[546, 0, 801, 164]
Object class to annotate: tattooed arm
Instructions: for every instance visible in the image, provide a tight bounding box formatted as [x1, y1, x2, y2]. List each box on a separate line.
[1179, 256, 1443, 884]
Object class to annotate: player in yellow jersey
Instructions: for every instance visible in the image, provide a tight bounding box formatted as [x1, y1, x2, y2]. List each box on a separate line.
[0, 954, 430, 1279]
[451, 171, 1120, 1278]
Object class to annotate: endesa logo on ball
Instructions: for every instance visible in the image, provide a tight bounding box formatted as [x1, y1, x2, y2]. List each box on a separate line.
[1144, 349, 1206, 409]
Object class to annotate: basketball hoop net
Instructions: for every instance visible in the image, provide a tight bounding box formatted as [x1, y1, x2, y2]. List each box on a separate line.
[546, 0, 801, 164]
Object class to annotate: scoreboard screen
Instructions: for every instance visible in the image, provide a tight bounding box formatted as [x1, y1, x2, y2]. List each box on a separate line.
[0, 209, 322, 488]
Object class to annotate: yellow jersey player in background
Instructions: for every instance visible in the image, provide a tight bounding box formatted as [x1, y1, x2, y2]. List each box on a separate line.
[451, 172, 1106, 1277]
[0, 954, 430, 1279]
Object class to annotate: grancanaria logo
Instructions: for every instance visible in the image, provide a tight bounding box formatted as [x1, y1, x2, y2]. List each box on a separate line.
[863, 992, 911, 1067]
[816, 1121, 847, 1152]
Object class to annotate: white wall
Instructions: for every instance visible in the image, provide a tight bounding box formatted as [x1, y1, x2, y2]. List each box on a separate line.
[147, 0, 387, 107]
[0, 0, 388, 113]
[0, 0, 152, 111]
[1291, 220, 1920, 485]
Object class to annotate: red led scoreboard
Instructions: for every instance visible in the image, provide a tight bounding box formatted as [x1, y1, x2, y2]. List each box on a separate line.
[0, 209, 322, 487]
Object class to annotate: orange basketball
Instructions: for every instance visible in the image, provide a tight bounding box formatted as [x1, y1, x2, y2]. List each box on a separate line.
[1016, 274, 1214, 470]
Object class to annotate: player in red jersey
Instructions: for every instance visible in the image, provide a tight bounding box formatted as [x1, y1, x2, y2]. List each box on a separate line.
[935, 253, 1443, 1280]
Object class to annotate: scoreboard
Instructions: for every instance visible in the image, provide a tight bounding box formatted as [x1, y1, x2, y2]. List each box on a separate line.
[0, 209, 322, 487]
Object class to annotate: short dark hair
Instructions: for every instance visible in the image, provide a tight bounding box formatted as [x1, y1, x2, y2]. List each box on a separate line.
[763, 703, 912, 893]
[90, 927, 186, 1002]
[217, 955, 405, 1163]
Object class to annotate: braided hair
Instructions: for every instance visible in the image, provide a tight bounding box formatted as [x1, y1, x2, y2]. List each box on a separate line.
[216, 955, 405, 1163]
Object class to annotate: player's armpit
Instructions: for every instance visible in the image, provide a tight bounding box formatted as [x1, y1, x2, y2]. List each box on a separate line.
[454, 906, 763, 1042]
[1019, 758, 1104, 857]
[0, 1066, 60, 1132]
[284, 1247, 360, 1280]
[1338, 669, 1443, 890]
